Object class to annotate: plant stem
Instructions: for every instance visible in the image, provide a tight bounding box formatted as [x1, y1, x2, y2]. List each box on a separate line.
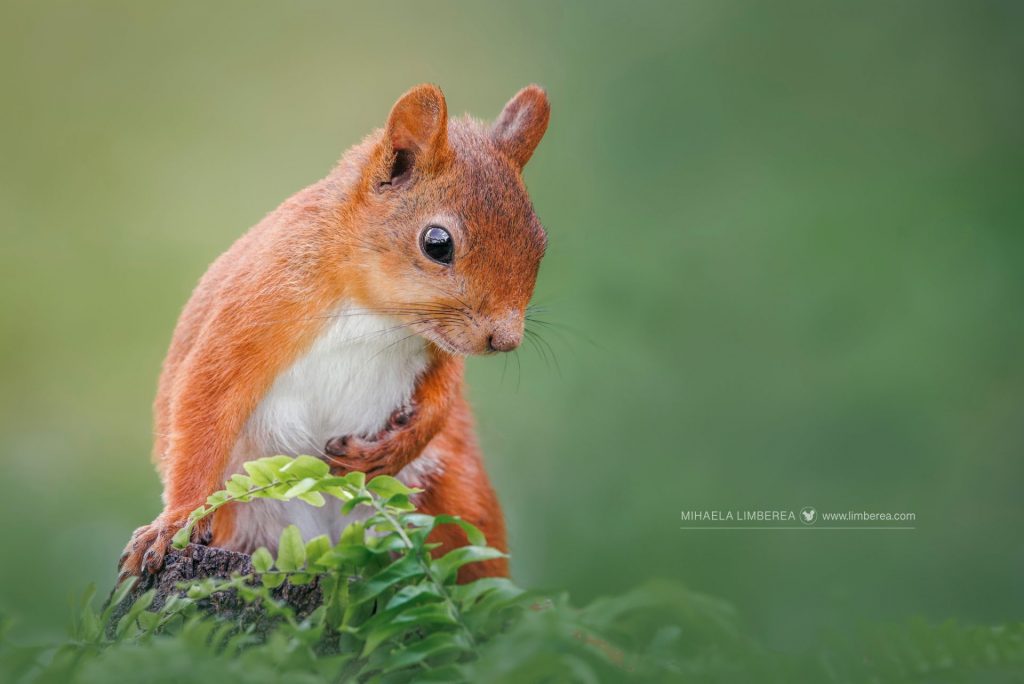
[369, 496, 478, 649]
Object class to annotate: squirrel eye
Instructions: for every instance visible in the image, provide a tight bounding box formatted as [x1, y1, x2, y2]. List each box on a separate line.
[420, 225, 454, 265]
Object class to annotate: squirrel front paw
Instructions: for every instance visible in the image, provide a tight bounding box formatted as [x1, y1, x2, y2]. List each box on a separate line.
[324, 435, 391, 477]
[118, 510, 212, 581]
[324, 406, 415, 477]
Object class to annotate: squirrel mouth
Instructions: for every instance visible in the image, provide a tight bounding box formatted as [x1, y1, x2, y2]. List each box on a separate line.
[426, 332, 468, 356]
[417, 325, 472, 356]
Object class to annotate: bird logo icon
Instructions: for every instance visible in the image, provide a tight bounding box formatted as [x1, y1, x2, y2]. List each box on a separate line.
[800, 507, 817, 525]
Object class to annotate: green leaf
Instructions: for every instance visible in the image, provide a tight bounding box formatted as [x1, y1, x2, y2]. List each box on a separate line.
[340, 520, 366, 545]
[360, 603, 458, 656]
[261, 573, 285, 589]
[251, 546, 274, 574]
[383, 584, 442, 612]
[114, 589, 155, 638]
[304, 535, 331, 566]
[100, 579, 136, 628]
[434, 546, 506, 583]
[280, 454, 330, 479]
[361, 588, 442, 638]
[379, 631, 469, 674]
[171, 527, 191, 549]
[171, 508, 205, 549]
[276, 525, 305, 572]
[206, 490, 230, 506]
[407, 665, 464, 682]
[366, 475, 413, 499]
[342, 495, 373, 515]
[316, 476, 352, 489]
[314, 476, 356, 500]
[452, 577, 524, 607]
[243, 460, 277, 486]
[433, 515, 487, 546]
[315, 543, 371, 569]
[352, 554, 424, 605]
[226, 474, 253, 498]
[344, 471, 366, 489]
[403, 513, 436, 529]
[289, 573, 312, 585]
[262, 455, 294, 473]
[298, 491, 326, 507]
[366, 532, 408, 556]
[385, 493, 416, 511]
[283, 477, 317, 499]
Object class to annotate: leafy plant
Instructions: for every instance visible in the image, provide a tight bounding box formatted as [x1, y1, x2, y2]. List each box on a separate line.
[1, 456, 1022, 683]
[172, 455, 534, 680]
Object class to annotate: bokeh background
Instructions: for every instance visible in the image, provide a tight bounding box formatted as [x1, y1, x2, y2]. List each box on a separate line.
[2, 0, 1022, 650]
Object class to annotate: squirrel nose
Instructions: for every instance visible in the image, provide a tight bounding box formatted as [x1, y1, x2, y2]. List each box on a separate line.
[487, 331, 521, 353]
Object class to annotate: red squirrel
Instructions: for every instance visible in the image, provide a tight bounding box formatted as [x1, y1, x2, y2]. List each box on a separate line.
[120, 84, 550, 582]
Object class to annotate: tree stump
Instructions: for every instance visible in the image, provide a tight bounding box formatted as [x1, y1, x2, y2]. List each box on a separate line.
[106, 544, 324, 635]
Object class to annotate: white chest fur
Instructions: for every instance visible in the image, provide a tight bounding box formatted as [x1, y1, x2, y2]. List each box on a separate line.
[222, 304, 434, 551]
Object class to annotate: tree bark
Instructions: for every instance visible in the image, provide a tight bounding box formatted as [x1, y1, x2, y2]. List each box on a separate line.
[106, 544, 324, 635]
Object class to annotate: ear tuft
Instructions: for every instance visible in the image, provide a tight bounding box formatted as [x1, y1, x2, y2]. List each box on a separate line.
[491, 85, 550, 169]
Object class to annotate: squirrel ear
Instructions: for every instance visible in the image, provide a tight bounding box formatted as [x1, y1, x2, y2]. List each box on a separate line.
[381, 84, 448, 187]
[491, 85, 550, 169]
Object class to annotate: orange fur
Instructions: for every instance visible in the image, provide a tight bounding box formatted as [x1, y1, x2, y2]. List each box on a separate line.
[121, 84, 550, 581]
[416, 398, 510, 580]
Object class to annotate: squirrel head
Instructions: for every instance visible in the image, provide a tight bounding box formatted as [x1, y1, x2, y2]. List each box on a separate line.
[341, 84, 550, 355]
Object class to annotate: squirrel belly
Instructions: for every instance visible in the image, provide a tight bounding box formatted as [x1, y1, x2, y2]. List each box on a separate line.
[215, 303, 437, 553]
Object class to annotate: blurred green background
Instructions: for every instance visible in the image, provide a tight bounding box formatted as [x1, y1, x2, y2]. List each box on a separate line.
[1, 0, 1022, 650]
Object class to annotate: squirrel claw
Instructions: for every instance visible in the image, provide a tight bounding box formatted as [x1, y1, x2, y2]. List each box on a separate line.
[324, 435, 351, 458]
[119, 513, 208, 577]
